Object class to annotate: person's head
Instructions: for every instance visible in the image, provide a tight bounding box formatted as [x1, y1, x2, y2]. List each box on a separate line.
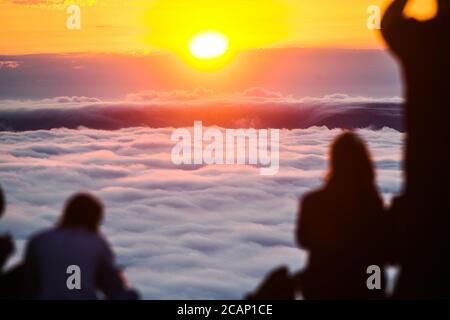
[59, 193, 103, 232]
[328, 132, 376, 191]
[0, 184, 5, 219]
[438, 0, 450, 15]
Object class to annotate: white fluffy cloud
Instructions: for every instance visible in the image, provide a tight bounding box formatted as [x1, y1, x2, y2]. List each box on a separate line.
[0, 126, 403, 299]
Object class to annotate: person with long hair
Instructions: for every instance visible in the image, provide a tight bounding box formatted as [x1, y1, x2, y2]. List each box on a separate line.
[295, 132, 389, 299]
[22, 193, 138, 300]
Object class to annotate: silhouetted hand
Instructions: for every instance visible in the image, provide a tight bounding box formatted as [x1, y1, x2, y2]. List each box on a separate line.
[246, 266, 296, 300]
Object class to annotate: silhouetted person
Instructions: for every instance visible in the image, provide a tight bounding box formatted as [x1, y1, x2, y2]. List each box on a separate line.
[22, 193, 139, 300]
[0, 185, 13, 273]
[295, 132, 388, 299]
[0, 185, 14, 274]
[382, 0, 450, 298]
[0, 185, 24, 300]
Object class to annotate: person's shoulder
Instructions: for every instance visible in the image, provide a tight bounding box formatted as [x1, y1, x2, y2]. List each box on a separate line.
[92, 233, 113, 253]
[27, 227, 59, 249]
[29, 228, 57, 242]
[67, 229, 111, 250]
[301, 188, 328, 207]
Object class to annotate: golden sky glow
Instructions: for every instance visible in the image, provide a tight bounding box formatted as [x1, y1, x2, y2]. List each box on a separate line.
[0, 0, 438, 56]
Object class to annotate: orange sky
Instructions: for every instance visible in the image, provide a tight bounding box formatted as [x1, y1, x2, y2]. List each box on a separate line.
[0, 0, 438, 55]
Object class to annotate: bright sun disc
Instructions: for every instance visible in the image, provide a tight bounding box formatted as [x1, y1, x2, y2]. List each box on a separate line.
[189, 31, 229, 59]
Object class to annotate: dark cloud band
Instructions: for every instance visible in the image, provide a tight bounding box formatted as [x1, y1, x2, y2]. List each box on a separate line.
[0, 93, 403, 131]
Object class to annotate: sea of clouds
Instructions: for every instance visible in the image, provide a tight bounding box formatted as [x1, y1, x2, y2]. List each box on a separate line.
[0, 89, 403, 132]
[0, 124, 403, 299]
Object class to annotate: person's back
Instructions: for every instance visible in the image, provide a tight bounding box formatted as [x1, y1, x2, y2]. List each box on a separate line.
[296, 133, 388, 299]
[22, 193, 137, 300]
[24, 227, 123, 300]
[381, 0, 450, 297]
[297, 187, 386, 299]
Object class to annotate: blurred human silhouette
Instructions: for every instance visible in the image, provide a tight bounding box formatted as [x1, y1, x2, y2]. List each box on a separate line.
[295, 132, 389, 299]
[0, 184, 17, 299]
[382, 0, 450, 298]
[0, 185, 14, 274]
[387, 195, 408, 264]
[22, 193, 139, 300]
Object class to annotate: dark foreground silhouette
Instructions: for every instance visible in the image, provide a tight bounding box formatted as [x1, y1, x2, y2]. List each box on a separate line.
[0, 194, 138, 300]
[20, 193, 139, 300]
[0, 189, 138, 300]
[0, 185, 13, 273]
[0, 185, 19, 299]
[246, 267, 297, 300]
[250, 0, 450, 300]
[295, 133, 389, 299]
[248, 133, 391, 299]
[382, 0, 450, 298]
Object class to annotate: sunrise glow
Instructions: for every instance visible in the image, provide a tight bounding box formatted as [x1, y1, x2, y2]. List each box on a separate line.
[0, 0, 438, 56]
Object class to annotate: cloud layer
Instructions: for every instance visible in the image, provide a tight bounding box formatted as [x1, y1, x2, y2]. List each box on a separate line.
[0, 91, 403, 131]
[0, 126, 403, 299]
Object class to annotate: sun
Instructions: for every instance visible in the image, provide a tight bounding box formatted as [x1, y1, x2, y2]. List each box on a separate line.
[189, 31, 229, 59]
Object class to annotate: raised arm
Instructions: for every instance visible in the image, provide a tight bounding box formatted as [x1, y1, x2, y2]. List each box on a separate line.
[97, 240, 138, 300]
[381, 0, 409, 31]
[381, 0, 414, 55]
